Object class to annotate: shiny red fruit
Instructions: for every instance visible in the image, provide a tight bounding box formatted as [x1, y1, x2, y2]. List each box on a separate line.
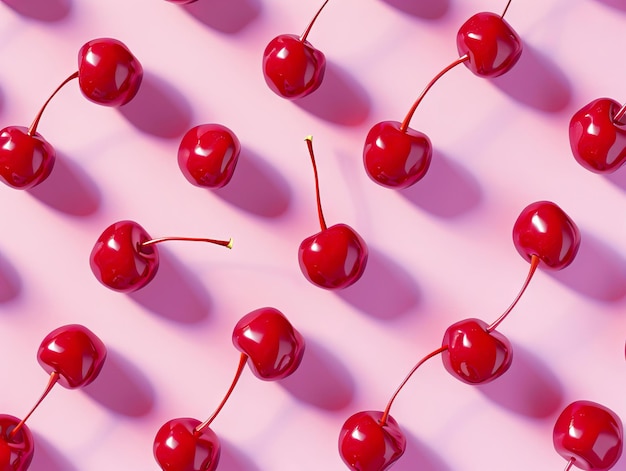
[78, 38, 143, 106]
[89, 220, 158, 293]
[553, 400, 623, 471]
[363, 121, 432, 189]
[154, 417, 220, 471]
[232, 307, 305, 380]
[569, 98, 626, 174]
[37, 324, 107, 389]
[456, 12, 522, 78]
[0, 415, 34, 471]
[0, 126, 55, 190]
[299, 223, 368, 290]
[178, 124, 241, 188]
[512, 201, 580, 270]
[339, 410, 406, 471]
[441, 318, 512, 384]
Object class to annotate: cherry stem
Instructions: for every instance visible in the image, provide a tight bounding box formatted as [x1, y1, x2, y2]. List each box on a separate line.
[613, 102, 626, 125]
[400, 55, 469, 133]
[141, 236, 233, 249]
[564, 457, 576, 471]
[304, 136, 327, 231]
[28, 71, 79, 136]
[9, 371, 60, 439]
[300, 0, 330, 43]
[486, 254, 540, 333]
[501, 0, 513, 18]
[379, 346, 448, 426]
[194, 352, 248, 434]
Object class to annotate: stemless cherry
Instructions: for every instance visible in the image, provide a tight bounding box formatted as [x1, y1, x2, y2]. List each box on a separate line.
[177, 124, 241, 189]
[553, 400, 623, 471]
[299, 136, 368, 289]
[262, 0, 329, 99]
[89, 220, 233, 293]
[0, 414, 34, 471]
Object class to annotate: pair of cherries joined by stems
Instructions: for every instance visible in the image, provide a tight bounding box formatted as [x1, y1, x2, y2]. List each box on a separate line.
[153, 307, 305, 471]
[338, 200, 587, 471]
[0, 324, 106, 470]
[0, 38, 142, 190]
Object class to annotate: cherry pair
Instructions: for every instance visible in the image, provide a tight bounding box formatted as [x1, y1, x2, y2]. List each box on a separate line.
[0, 324, 106, 470]
[0, 38, 142, 190]
[339, 200, 581, 470]
[153, 307, 305, 470]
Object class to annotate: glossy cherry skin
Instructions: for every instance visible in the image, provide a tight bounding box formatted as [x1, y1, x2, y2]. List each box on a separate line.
[363, 121, 432, 189]
[299, 223, 368, 290]
[339, 410, 406, 471]
[456, 12, 522, 78]
[512, 201, 581, 270]
[178, 124, 241, 189]
[78, 38, 143, 107]
[553, 400, 623, 471]
[0, 126, 55, 190]
[0, 415, 34, 471]
[37, 324, 107, 389]
[441, 318, 512, 385]
[154, 417, 220, 471]
[262, 34, 326, 99]
[569, 98, 626, 174]
[232, 307, 305, 380]
[89, 220, 158, 293]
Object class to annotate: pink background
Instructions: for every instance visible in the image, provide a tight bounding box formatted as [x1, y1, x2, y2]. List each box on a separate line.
[0, 0, 624, 470]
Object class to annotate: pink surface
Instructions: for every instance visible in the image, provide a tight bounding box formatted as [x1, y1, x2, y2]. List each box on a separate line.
[0, 0, 624, 470]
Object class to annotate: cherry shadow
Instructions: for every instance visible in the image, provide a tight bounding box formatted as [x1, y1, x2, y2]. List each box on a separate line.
[118, 71, 193, 140]
[219, 439, 261, 471]
[546, 229, 626, 302]
[30, 433, 78, 471]
[83, 347, 155, 417]
[490, 43, 572, 113]
[592, 0, 626, 11]
[603, 167, 626, 191]
[212, 147, 292, 218]
[477, 342, 564, 419]
[380, 0, 450, 19]
[1, 0, 71, 22]
[177, 0, 262, 34]
[294, 61, 372, 127]
[399, 150, 482, 218]
[0, 252, 21, 302]
[336, 247, 421, 320]
[391, 429, 451, 471]
[279, 337, 355, 411]
[128, 248, 213, 323]
[27, 153, 101, 216]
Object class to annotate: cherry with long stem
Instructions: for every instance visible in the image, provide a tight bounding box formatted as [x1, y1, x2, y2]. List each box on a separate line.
[8, 372, 60, 440]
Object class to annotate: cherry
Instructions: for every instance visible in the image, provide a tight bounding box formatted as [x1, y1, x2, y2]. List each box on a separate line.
[299, 136, 368, 289]
[262, 0, 329, 99]
[177, 124, 241, 189]
[0, 126, 55, 190]
[89, 220, 232, 293]
[0, 415, 34, 471]
[553, 400, 623, 471]
[569, 98, 626, 174]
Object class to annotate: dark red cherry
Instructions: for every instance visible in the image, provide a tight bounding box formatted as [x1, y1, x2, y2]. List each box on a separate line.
[553, 400, 623, 471]
[178, 124, 241, 189]
[37, 324, 107, 389]
[512, 200, 580, 270]
[78, 38, 143, 106]
[456, 11, 522, 78]
[154, 417, 220, 471]
[232, 307, 305, 380]
[0, 415, 34, 471]
[0, 126, 55, 190]
[569, 98, 626, 174]
[441, 318, 512, 384]
[338, 410, 406, 471]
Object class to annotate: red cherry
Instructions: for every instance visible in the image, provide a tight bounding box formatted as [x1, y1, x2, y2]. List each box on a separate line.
[512, 200, 581, 270]
[299, 137, 368, 289]
[77, 38, 143, 106]
[338, 411, 406, 471]
[0, 415, 34, 471]
[232, 307, 305, 380]
[262, 0, 329, 99]
[89, 220, 232, 293]
[553, 400, 623, 471]
[154, 417, 220, 471]
[0, 126, 55, 190]
[177, 124, 241, 188]
[569, 98, 626, 174]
